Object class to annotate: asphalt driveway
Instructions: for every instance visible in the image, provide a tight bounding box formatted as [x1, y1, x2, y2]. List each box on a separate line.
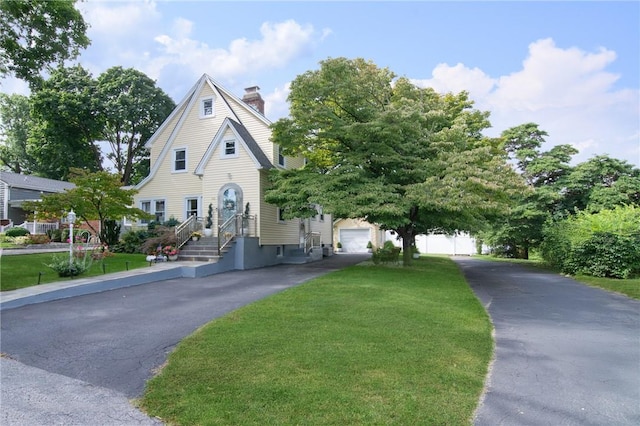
[454, 258, 640, 426]
[1, 254, 369, 425]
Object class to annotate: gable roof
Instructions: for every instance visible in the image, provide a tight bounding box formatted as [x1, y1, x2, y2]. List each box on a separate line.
[195, 118, 273, 175]
[136, 74, 273, 189]
[0, 171, 75, 193]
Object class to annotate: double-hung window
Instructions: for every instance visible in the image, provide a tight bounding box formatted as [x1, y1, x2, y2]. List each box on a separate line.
[278, 146, 285, 167]
[174, 148, 186, 172]
[186, 197, 199, 218]
[200, 97, 214, 118]
[140, 199, 166, 224]
[222, 139, 237, 158]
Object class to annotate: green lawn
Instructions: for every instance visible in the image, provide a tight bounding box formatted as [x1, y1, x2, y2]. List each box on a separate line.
[140, 256, 493, 425]
[0, 252, 151, 291]
[574, 274, 640, 300]
[475, 255, 640, 300]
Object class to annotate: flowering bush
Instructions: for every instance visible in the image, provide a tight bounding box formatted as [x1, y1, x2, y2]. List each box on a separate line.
[162, 245, 179, 256]
[191, 231, 202, 238]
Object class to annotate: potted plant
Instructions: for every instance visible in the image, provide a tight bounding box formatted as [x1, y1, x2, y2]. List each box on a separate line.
[191, 231, 202, 241]
[336, 241, 342, 252]
[242, 202, 250, 235]
[204, 203, 214, 237]
[366, 241, 373, 253]
[163, 245, 179, 261]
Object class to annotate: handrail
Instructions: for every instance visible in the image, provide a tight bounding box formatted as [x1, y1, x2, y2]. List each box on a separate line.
[175, 214, 200, 248]
[218, 213, 258, 252]
[304, 232, 321, 253]
[218, 214, 238, 252]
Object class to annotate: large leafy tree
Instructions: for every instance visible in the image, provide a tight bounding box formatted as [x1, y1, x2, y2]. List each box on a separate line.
[482, 123, 578, 258]
[266, 57, 523, 265]
[0, 0, 90, 86]
[561, 155, 639, 214]
[23, 169, 151, 243]
[97, 67, 176, 185]
[27, 65, 104, 180]
[0, 93, 36, 173]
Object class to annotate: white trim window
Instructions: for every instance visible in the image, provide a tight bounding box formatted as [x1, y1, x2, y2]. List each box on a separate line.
[185, 197, 200, 219]
[277, 207, 286, 223]
[173, 148, 187, 172]
[278, 146, 286, 167]
[140, 199, 166, 224]
[200, 96, 214, 118]
[221, 139, 237, 158]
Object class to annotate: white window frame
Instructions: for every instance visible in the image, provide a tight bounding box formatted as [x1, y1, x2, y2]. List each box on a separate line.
[185, 196, 201, 220]
[278, 146, 286, 167]
[200, 96, 214, 118]
[140, 199, 166, 224]
[173, 147, 187, 173]
[277, 207, 286, 223]
[221, 139, 237, 158]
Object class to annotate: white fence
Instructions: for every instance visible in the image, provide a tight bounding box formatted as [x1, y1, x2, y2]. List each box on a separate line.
[5, 221, 60, 235]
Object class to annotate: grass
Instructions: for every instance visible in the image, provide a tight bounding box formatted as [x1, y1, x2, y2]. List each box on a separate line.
[140, 256, 493, 425]
[0, 252, 151, 291]
[474, 255, 640, 300]
[573, 274, 640, 300]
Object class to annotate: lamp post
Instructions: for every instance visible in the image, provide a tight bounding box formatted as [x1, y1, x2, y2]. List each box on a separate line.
[68, 210, 76, 265]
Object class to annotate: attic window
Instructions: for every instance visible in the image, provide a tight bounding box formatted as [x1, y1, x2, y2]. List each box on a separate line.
[200, 97, 214, 118]
[221, 139, 237, 158]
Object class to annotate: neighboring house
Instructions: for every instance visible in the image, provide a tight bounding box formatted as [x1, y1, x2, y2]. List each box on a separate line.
[133, 74, 333, 269]
[333, 217, 479, 255]
[0, 171, 75, 228]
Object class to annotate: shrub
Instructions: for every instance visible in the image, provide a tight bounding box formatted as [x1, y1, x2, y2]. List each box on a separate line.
[141, 225, 178, 255]
[564, 232, 640, 279]
[46, 229, 63, 242]
[5, 227, 30, 237]
[46, 254, 92, 277]
[29, 234, 51, 244]
[113, 230, 149, 253]
[372, 241, 401, 264]
[10, 236, 31, 245]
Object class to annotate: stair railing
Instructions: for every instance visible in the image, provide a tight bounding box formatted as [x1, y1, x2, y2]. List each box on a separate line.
[304, 232, 321, 253]
[175, 214, 200, 248]
[218, 214, 239, 252]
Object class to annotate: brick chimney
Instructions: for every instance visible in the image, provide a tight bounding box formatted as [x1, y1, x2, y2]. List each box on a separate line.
[242, 86, 265, 115]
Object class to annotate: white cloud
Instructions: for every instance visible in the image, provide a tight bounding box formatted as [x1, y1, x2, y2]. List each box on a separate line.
[264, 82, 292, 120]
[79, 0, 161, 40]
[413, 38, 640, 166]
[148, 19, 316, 84]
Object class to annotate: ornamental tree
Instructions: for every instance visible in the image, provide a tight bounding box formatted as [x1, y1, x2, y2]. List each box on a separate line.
[23, 169, 152, 243]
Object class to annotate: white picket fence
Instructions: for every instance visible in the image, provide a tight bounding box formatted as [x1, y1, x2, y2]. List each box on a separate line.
[3, 221, 60, 235]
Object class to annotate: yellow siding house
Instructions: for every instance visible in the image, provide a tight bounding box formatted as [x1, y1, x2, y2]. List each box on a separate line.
[133, 74, 333, 271]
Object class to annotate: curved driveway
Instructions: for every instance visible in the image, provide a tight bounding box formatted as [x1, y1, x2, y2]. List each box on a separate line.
[1, 254, 369, 424]
[454, 258, 640, 426]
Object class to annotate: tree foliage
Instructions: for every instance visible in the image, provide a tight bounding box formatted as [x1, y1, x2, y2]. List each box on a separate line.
[27, 65, 104, 180]
[97, 66, 176, 185]
[0, 93, 36, 173]
[23, 169, 152, 243]
[266, 57, 524, 265]
[0, 0, 89, 86]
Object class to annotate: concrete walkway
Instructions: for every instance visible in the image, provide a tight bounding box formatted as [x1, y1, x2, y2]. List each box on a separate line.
[454, 258, 640, 426]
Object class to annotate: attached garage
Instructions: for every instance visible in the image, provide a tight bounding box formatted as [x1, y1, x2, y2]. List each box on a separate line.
[340, 229, 371, 253]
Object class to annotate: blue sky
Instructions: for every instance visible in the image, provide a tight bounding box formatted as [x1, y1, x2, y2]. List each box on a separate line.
[2, 1, 639, 167]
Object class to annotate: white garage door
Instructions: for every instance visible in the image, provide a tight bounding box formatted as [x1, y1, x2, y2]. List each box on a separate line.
[340, 229, 371, 253]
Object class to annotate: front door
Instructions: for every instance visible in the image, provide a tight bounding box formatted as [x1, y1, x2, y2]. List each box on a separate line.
[218, 184, 243, 233]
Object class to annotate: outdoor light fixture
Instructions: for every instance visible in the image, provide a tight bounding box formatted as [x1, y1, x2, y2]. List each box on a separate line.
[68, 209, 76, 264]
